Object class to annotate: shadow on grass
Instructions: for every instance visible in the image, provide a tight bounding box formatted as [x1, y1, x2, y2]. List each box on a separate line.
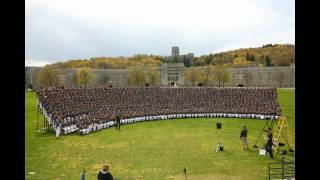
[34, 132, 54, 138]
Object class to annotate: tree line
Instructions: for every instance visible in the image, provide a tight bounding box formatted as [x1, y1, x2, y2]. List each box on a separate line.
[37, 65, 231, 88]
[194, 44, 294, 67]
[50, 44, 294, 69]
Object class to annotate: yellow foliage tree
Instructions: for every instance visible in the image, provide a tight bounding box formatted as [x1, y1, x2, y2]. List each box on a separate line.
[76, 68, 95, 87]
[145, 68, 160, 86]
[37, 65, 60, 88]
[184, 67, 203, 86]
[213, 65, 230, 87]
[127, 66, 147, 86]
[233, 57, 253, 68]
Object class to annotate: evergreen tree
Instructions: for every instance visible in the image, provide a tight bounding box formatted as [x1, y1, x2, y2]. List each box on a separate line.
[265, 56, 272, 67]
[246, 53, 250, 61]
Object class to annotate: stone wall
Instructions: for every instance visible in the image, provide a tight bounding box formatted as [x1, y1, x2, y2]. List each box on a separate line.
[183, 66, 295, 87]
[25, 65, 295, 89]
[58, 68, 129, 87]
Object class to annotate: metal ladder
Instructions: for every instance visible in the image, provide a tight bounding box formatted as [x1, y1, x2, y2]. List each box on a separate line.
[272, 116, 289, 153]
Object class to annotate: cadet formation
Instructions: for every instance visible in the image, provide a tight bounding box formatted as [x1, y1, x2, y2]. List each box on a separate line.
[36, 87, 282, 137]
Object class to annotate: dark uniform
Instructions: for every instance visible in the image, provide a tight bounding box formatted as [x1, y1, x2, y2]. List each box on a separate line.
[116, 115, 121, 131]
[264, 128, 274, 158]
[266, 137, 274, 159]
[97, 171, 113, 180]
[240, 127, 248, 150]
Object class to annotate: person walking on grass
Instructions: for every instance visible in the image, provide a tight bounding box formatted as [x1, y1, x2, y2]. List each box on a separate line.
[266, 135, 274, 159]
[115, 115, 121, 131]
[240, 125, 248, 150]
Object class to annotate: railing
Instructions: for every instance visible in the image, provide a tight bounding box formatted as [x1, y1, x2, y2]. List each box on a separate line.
[268, 156, 295, 180]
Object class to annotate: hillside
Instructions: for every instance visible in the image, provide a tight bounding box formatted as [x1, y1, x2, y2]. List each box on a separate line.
[50, 44, 295, 69]
[195, 44, 295, 68]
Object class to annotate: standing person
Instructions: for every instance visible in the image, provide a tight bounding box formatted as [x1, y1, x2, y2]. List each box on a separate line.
[240, 125, 248, 150]
[116, 115, 121, 131]
[97, 165, 113, 180]
[266, 135, 274, 159]
[55, 123, 61, 138]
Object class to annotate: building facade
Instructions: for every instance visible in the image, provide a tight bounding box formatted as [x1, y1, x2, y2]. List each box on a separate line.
[166, 46, 195, 65]
[160, 63, 185, 86]
[25, 47, 295, 89]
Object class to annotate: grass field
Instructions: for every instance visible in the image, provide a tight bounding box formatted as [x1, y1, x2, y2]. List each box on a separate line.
[25, 89, 295, 180]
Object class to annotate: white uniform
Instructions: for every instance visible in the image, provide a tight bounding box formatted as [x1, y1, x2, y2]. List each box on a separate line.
[56, 125, 60, 137]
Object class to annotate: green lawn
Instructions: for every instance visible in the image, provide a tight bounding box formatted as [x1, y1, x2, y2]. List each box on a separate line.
[25, 89, 295, 180]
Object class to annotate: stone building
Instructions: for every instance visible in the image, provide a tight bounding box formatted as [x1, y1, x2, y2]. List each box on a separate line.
[166, 46, 195, 65]
[160, 63, 185, 86]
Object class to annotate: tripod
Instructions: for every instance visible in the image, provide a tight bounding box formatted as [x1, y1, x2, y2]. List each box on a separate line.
[216, 127, 223, 152]
[252, 118, 275, 148]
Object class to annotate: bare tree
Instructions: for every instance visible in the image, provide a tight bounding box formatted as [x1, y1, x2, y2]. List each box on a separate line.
[203, 65, 214, 86]
[184, 67, 203, 86]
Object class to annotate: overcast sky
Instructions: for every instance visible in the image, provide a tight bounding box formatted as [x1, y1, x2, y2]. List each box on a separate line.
[25, 0, 295, 66]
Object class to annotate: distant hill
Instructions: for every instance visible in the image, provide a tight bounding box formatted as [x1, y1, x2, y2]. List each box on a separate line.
[51, 44, 294, 69]
[195, 44, 295, 68]
[51, 54, 164, 69]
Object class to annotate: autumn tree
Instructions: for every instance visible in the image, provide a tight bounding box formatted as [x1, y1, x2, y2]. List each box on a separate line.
[127, 67, 147, 86]
[233, 57, 253, 68]
[184, 67, 203, 86]
[213, 65, 230, 87]
[145, 68, 160, 86]
[76, 68, 95, 87]
[37, 65, 60, 88]
[194, 57, 206, 66]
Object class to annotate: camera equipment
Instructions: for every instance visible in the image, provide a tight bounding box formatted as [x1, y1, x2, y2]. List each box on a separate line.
[279, 150, 287, 155]
[216, 122, 224, 152]
[217, 122, 222, 129]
